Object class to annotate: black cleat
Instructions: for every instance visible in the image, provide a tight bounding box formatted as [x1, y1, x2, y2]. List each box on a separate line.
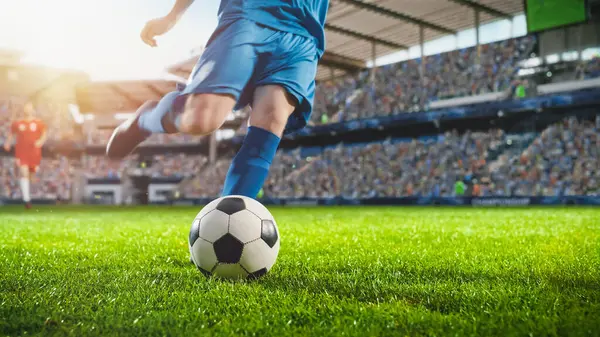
[106, 101, 157, 160]
[24, 202, 32, 210]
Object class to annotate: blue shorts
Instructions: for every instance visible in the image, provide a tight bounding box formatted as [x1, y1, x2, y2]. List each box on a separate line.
[180, 19, 319, 134]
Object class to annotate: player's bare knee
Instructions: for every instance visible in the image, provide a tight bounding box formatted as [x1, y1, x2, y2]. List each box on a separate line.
[179, 108, 220, 135]
[250, 86, 296, 135]
[251, 106, 289, 133]
[251, 102, 294, 135]
[19, 167, 29, 179]
[179, 94, 234, 135]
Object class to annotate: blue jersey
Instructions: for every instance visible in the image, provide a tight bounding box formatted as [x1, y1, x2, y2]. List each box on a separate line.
[217, 0, 329, 57]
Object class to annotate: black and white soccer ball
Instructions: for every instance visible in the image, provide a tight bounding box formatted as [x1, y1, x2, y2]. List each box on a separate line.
[189, 195, 280, 279]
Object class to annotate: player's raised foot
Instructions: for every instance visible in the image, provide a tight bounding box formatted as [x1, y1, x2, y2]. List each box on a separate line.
[24, 202, 32, 210]
[106, 101, 158, 160]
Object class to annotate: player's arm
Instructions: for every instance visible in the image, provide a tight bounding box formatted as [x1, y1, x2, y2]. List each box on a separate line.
[166, 0, 195, 21]
[140, 0, 195, 47]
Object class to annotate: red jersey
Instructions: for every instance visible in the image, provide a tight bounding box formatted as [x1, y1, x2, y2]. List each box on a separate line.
[11, 119, 46, 171]
[11, 118, 45, 149]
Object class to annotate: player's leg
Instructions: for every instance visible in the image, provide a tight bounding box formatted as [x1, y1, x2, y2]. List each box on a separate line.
[221, 31, 318, 198]
[221, 86, 295, 197]
[18, 164, 31, 207]
[106, 19, 258, 159]
[136, 92, 236, 134]
[177, 94, 236, 135]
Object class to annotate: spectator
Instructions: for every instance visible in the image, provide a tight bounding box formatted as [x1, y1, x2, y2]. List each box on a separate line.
[454, 180, 466, 196]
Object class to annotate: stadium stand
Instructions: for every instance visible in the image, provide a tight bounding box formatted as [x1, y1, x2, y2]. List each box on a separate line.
[86, 128, 203, 146]
[8, 108, 595, 202]
[1, 33, 599, 205]
[578, 57, 600, 79]
[83, 155, 131, 180]
[486, 117, 599, 197]
[172, 114, 597, 199]
[1, 155, 75, 201]
[1, 96, 78, 145]
[82, 154, 209, 180]
[311, 36, 538, 123]
[149, 154, 208, 179]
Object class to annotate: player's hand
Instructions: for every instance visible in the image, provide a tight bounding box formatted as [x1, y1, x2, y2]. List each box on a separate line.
[2, 142, 10, 152]
[140, 16, 177, 47]
[34, 140, 44, 148]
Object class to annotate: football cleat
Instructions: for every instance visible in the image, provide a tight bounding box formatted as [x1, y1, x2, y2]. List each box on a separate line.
[105, 101, 157, 160]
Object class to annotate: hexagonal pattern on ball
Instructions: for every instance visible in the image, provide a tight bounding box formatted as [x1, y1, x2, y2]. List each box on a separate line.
[239, 239, 278, 274]
[228, 210, 262, 243]
[216, 197, 246, 215]
[213, 233, 244, 263]
[191, 238, 218, 274]
[189, 218, 201, 247]
[198, 210, 229, 243]
[212, 263, 248, 279]
[261, 219, 279, 248]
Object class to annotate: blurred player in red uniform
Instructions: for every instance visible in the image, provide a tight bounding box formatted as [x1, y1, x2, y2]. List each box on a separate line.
[3, 102, 47, 209]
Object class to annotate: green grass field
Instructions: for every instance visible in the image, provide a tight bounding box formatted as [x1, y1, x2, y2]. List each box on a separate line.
[1, 206, 599, 336]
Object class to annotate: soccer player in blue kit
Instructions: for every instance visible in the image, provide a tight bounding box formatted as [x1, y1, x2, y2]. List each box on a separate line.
[107, 0, 329, 198]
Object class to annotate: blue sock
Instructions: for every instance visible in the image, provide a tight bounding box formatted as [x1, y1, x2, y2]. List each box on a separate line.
[137, 91, 186, 133]
[222, 126, 281, 198]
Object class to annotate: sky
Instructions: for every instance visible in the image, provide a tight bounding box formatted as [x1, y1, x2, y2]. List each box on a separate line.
[0, 0, 220, 80]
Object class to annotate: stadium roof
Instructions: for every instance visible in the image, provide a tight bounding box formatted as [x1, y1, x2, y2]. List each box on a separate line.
[76, 80, 180, 114]
[167, 0, 524, 81]
[0, 49, 23, 66]
[0, 63, 88, 103]
[77, 0, 524, 114]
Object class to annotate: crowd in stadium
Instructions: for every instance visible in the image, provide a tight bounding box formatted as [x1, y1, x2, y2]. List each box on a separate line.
[577, 56, 600, 79]
[1, 97, 76, 145]
[2, 37, 598, 145]
[83, 153, 208, 180]
[146, 154, 207, 179]
[1, 97, 78, 201]
[168, 115, 599, 199]
[487, 117, 599, 196]
[83, 155, 130, 179]
[266, 130, 505, 198]
[1, 34, 599, 202]
[4, 113, 595, 201]
[311, 36, 538, 124]
[87, 128, 203, 146]
[178, 159, 229, 198]
[0, 98, 202, 148]
[0, 156, 74, 201]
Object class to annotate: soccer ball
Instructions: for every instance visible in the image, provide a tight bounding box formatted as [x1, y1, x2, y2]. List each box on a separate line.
[189, 195, 280, 279]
